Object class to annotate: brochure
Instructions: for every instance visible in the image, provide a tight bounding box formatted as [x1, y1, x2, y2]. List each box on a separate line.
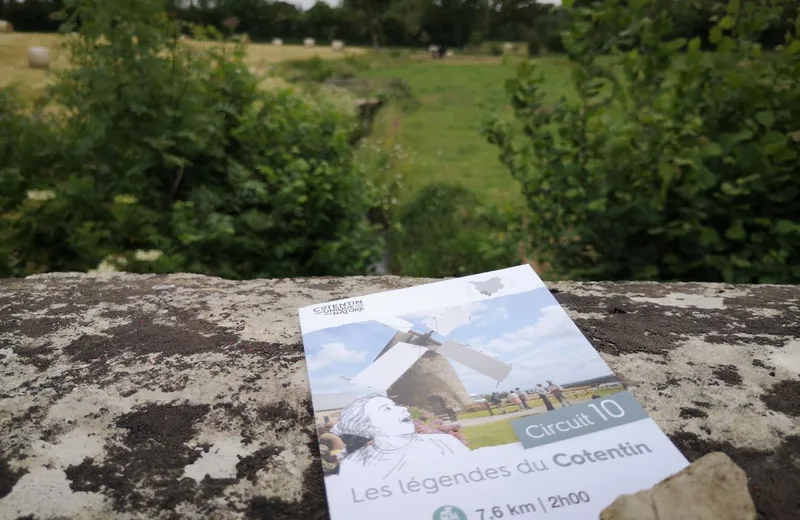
[298, 265, 689, 520]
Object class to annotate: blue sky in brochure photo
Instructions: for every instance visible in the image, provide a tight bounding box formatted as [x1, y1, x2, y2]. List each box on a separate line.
[303, 286, 613, 397]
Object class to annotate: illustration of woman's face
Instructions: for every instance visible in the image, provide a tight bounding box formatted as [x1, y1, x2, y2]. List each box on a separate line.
[364, 397, 415, 437]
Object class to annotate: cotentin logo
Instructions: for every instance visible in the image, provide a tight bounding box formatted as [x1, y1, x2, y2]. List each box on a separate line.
[312, 299, 365, 316]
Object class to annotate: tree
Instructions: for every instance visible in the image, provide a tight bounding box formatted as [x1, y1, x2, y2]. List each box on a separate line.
[384, 0, 430, 45]
[342, 0, 396, 48]
[487, 0, 548, 42]
[484, 0, 800, 282]
[0, 0, 383, 279]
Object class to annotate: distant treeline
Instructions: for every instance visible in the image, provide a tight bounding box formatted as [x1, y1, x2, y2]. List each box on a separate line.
[1, 0, 796, 50]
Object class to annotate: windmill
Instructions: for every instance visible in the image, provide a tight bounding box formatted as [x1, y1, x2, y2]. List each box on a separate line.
[341, 307, 512, 396]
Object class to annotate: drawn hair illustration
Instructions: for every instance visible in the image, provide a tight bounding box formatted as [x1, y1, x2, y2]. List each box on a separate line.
[330, 393, 385, 453]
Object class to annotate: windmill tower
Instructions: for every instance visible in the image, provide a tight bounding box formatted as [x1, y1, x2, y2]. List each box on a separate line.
[344, 313, 511, 416]
[375, 331, 472, 414]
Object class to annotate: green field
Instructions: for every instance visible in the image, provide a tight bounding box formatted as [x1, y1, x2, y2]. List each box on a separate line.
[1, 33, 574, 205]
[462, 419, 518, 448]
[358, 56, 577, 204]
[458, 404, 522, 420]
[461, 387, 627, 448]
[1, 35, 585, 207]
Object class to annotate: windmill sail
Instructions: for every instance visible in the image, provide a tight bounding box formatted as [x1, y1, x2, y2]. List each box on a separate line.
[436, 340, 512, 382]
[347, 314, 512, 392]
[372, 316, 415, 333]
[349, 342, 425, 391]
[422, 306, 472, 336]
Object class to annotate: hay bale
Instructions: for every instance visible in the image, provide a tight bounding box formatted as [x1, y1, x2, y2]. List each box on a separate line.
[0, 20, 13, 33]
[445, 49, 454, 57]
[28, 46, 50, 70]
[503, 42, 514, 52]
[272, 38, 283, 46]
[331, 40, 345, 52]
[303, 38, 315, 47]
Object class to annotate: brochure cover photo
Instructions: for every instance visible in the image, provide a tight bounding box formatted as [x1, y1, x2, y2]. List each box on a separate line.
[298, 266, 689, 520]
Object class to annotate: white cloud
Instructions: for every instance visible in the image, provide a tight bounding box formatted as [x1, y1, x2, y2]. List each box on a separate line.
[449, 336, 612, 394]
[473, 305, 509, 328]
[309, 374, 347, 394]
[492, 307, 509, 320]
[424, 301, 488, 320]
[467, 335, 487, 345]
[401, 301, 489, 333]
[484, 305, 573, 353]
[307, 342, 366, 372]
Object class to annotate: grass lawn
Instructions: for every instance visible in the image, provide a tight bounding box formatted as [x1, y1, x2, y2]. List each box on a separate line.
[0, 32, 366, 98]
[460, 387, 627, 448]
[458, 404, 521, 420]
[462, 419, 518, 448]
[358, 54, 577, 203]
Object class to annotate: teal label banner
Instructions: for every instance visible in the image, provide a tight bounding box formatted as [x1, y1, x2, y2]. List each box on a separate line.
[511, 390, 649, 450]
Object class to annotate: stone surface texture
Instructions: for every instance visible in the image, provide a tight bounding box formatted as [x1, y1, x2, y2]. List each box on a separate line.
[0, 273, 798, 520]
[599, 451, 756, 520]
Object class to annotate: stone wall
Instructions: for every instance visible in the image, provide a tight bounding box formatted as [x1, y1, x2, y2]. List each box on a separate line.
[0, 273, 798, 520]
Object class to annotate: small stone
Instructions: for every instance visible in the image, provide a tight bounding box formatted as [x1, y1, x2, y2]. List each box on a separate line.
[600, 452, 756, 520]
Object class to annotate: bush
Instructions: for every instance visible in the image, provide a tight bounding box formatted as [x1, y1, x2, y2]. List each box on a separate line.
[277, 54, 376, 84]
[387, 182, 520, 278]
[526, 33, 542, 56]
[277, 54, 418, 116]
[537, 8, 569, 54]
[488, 42, 504, 56]
[0, 0, 381, 279]
[387, 48, 408, 59]
[485, 0, 800, 283]
[407, 406, 468, 448]
[278, 56, 348, 83]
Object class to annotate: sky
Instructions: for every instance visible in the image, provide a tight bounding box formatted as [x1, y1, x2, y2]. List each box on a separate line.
[287, 0, 561, 11]
[290, 0, 334, 8]
[302, 286, 613, 397]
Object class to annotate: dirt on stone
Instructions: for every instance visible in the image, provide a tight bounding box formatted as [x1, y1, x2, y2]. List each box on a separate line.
[245, 454, 328, 520]
[257, 401, 305, 433]
[0, 451, 27, 500]
[679, 407, 709, 419]
[703, 332, 791, 347]
[238, 340, 298, 359]
[14, 317, 73, 339]
[760, 380, 800, 417]
[64, 315, 238, 362]
[65, 402, 212, 511]
[236, 446, 281, 482]
[553, 289, 800, 357]
[711, 364, 743, 386]
[13, 343, 54, 371]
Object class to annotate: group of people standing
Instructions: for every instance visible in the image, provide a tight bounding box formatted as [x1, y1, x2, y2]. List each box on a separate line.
[490, 381, 571, 414]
